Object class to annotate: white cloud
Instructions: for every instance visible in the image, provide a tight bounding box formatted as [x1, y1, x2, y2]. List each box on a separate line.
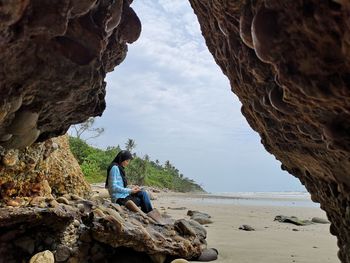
[84, 0, 306, 192]
[131, 1, 217, 81]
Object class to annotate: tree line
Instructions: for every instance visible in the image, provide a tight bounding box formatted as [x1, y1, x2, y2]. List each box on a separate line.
[68, 136, 205, 193]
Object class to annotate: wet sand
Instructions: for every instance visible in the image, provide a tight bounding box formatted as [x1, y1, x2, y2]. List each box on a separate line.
[154, 192, 339, 263]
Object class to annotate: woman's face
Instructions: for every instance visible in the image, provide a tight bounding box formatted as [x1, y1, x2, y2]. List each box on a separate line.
[121, 159, 131, 167]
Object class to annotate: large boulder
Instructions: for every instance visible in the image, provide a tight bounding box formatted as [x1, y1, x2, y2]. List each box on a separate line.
[45, 135, 91, 197]
[0, 195, 207, 262]
[189, 0, 350, 262]
[0, 135, 91, 202]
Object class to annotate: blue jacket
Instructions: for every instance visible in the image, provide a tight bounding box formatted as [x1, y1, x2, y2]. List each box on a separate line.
[107, 165, 131, 202]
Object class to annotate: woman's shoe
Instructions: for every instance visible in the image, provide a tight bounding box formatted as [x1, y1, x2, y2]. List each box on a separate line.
[147, 208, 165, 225]
[125, 200, 142, 213]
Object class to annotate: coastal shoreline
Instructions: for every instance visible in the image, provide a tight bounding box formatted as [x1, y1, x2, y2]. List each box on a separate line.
[154, 192, 339, 263]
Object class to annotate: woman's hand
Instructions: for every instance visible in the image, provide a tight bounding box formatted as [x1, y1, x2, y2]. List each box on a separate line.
[131, 186, 141, 194]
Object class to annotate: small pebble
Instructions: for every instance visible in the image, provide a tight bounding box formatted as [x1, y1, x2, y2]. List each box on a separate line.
[239, 224, 255, 231]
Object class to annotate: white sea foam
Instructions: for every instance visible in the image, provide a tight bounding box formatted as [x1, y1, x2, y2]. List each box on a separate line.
[213, 191, 311, 200]
[187, 191, 317, 208]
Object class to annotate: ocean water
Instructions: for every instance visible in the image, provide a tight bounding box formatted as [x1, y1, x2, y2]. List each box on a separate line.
[190, 191, 319, 208]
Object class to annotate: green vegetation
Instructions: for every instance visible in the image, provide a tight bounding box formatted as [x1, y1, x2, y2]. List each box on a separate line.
[68, 136, 205, 192]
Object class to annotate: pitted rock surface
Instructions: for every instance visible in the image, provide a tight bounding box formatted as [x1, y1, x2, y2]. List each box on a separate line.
[0, 135, 90, 201]
[189, 0, 350, 262]
[0, 195, 206, 262]
[0, 0, 141, 149]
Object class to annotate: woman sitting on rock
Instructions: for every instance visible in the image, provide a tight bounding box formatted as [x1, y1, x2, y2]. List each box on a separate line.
[105, 150, 161, 222]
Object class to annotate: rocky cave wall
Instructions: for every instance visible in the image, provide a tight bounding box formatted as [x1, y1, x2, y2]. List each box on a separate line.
[0, 0, 141, 148]
[188, 0, 350, 262]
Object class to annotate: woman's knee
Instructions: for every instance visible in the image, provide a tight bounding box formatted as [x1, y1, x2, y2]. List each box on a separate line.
[139, 190, 151, 200]
[136, 189, 144, 195]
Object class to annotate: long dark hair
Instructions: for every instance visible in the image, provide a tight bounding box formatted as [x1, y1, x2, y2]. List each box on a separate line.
[105, 150, 133, 188]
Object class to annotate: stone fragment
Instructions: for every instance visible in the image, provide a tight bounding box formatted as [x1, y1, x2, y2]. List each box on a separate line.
[29, 250, 54, 263]
[239, 225, 255, 231]
[187, 210, 213, 225]
[197, 248, 218, 261]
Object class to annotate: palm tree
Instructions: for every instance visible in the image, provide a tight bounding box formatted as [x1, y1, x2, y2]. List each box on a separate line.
[125, 139, 136, 152]
[144, 154, 150, 162]
[164, 160, 171, 170]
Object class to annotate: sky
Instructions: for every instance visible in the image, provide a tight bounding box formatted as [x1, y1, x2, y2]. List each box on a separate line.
[77, 0, 306, 193]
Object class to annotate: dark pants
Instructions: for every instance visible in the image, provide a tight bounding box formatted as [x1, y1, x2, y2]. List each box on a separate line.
[116, 190, 153, 213]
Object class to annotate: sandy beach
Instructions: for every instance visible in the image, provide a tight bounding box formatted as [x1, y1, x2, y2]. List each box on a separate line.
[92, 185, 339, 263]
[153, 192, 339, 263]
